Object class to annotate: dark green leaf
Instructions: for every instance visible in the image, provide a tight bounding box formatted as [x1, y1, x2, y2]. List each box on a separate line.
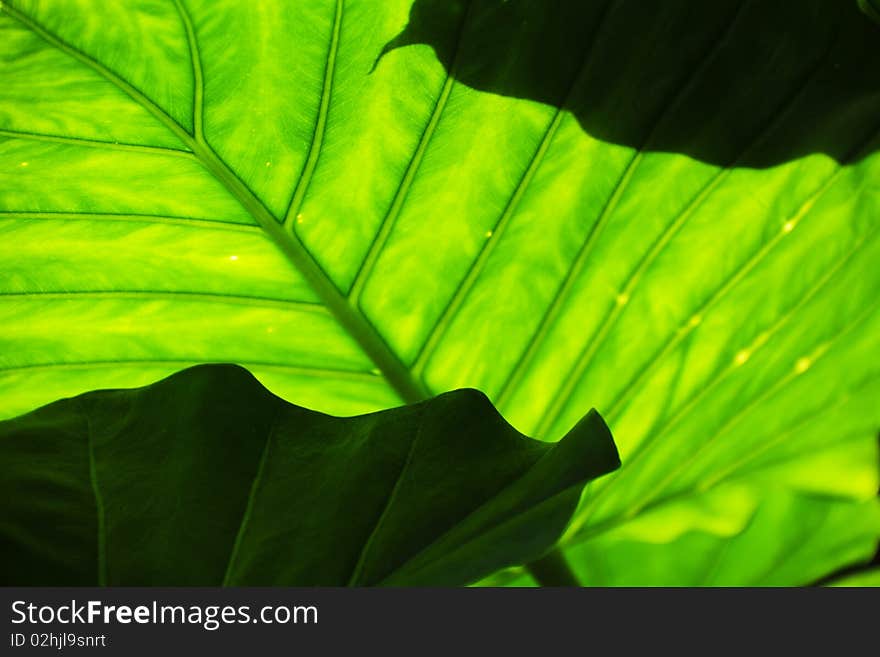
[0, 364, 619, 586]
[859, 0, 880, 24]
[2, 0, 879, 585]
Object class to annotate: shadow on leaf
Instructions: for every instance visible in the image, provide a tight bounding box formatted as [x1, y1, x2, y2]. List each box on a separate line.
[377, 0, 880, 168]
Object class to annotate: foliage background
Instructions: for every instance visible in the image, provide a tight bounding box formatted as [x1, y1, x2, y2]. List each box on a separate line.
[1, 0, 879, 584]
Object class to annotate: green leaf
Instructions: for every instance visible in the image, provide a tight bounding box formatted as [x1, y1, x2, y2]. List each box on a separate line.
[0, 364, 619, 585]
[825, 568, 880, 587]
[1, 0, 879, 584]
[479, 488, 880, 586]
[566, 486, 880, 586]
[859, 0, 880, 24]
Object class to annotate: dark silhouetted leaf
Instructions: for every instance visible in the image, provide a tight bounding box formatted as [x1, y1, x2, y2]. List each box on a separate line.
[2, 0, 879, 585]
[0, 364, 619, 586]
[860, 0, 880, 24]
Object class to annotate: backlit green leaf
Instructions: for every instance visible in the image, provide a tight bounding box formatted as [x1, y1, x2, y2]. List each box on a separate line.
[1, 0, 878, 584]
[480, 489, 880, 586]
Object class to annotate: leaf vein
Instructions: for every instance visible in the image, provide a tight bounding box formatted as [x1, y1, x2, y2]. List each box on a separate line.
[604, 117, 880, 426]
[346, 409, 424, 586]
[347, 0, 474, 304]
[568, 294, 880, 537]
[77, 402, 108, 586]
[537, 46, 832, 435]
[0, 128, 195, 159]
[496, 0, 751, 413]
[0, 360, 381, 382]
[171, 0, 205, 140]
[283, 0, 344, 228]
[0, 211, 261, 233]
[567, 378, 880, 545]
[2, 2, 426, 405]
[409, 0, 620, 377]
[0, 290, 326, 313]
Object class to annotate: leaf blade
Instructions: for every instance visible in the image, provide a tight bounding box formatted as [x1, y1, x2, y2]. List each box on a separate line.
[0, 364, 619, 586]
[2, 0, 879, 584]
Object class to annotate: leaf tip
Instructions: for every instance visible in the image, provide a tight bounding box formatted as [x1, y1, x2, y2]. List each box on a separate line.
[562, 408, 621, 476]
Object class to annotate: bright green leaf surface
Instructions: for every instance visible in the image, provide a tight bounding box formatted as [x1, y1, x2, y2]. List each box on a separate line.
[1, 0, 879, 584]
[0, 364, 620, 585]
[481, 488, 880, 586]
[568, 487, 880, 586]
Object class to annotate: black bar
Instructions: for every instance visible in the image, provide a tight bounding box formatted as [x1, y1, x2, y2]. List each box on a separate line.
[0, 587, 875, 654]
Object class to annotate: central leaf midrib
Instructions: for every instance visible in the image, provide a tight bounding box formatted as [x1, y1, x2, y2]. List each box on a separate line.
[3, 2, 428, 406]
